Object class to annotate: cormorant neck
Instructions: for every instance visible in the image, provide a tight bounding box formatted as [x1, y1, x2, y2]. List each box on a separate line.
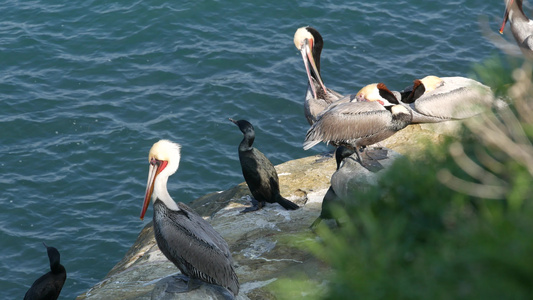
[51, 263, 65, 274]
[239, 134, 254, 152]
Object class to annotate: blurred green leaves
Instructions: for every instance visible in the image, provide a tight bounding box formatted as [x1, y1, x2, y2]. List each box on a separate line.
[273, 61, 533, 299]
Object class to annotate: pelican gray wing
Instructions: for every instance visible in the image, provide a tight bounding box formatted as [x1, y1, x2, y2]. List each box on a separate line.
[412, 77, 494, 121]
[154, 201, 239, 296]
[305, 79, 348, 125]
[303, 101, 390, 150]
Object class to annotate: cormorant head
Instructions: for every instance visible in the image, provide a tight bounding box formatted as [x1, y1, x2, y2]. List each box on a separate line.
[229, 118, 255, 135]
[43, 242, 62, 272]
[334, 146, 355, 170]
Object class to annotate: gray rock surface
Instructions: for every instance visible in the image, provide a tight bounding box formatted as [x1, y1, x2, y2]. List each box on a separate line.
[76, 123, 454, 300]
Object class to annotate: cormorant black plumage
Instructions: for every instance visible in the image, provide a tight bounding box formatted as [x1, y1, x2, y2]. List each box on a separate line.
[229, 118, 299, 212]
[311, 146, 354, 228]
[24, 243, 66, 300]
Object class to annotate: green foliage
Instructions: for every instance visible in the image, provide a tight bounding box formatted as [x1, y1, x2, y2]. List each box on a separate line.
[471, 55, 519, 96]
[275, 62, 533, 299]
[304, 137, 533, 299]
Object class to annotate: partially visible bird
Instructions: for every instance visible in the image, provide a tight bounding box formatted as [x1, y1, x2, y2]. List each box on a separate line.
[311, 146, 355, 229]
[294, 26, 350, 125]
[397, 76, 498, 123]
[303, 83, 412, 172]
[229, 118, 299, 212]
[499, 0, 533, 55]
[141, 140, 239, 298]
[24, 243, 66, 300]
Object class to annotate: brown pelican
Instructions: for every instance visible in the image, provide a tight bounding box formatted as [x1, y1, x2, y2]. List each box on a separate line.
[294, 26, 349, 125]
[141, 140, 239, 297]
[303, 83, 412, 171]
[24, 243, 66, 300]
[397, 76, 497, 123]
[229, 118, 299, 212]
[499, 0, 533, 54]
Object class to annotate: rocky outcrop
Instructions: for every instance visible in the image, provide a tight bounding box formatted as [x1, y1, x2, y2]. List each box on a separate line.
[75, 123, 454, 300]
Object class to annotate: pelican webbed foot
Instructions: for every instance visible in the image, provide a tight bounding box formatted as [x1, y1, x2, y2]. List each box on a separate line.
[163, 274, 199, 293]
[355, 149, 385, 172]
[365, 147, 389, 161]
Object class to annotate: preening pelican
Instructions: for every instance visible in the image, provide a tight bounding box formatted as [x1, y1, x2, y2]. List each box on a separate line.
[294, 26, 348, 125]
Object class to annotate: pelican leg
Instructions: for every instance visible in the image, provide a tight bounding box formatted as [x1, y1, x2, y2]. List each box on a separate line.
[355, 147, 384, 172]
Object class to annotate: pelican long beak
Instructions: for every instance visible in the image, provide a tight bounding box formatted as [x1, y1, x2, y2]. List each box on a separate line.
[299, 39, 327, 99]
[500, 0, 514, 34]
[140, 160, 168, 220]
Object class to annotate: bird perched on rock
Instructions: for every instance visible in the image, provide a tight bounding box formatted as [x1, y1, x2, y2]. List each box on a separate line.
[293, 26, 351, 125]
[24, 243, 66, 300]
[396, 76, 499, 123]
[141, 140, 239, 298]
[229, 118, 299, 212]
[303, 83, 412, 172]
[311, 146, 355, 229]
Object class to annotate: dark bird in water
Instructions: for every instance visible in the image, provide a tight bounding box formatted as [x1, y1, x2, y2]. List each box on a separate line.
[294, 26, 350, 125]
[500, 0, 533, 55]
[24, 243, 66, 300]
[229, 118, 299, 212]
[303, 83, 412, 172]
[141, 140, 239, 298]
[311, 146, 355, 229]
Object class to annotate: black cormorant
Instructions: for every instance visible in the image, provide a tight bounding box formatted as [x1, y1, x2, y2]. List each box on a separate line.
[229, 118, 299, 212]
[310, 146, 355, 229]
[24, 243, 66, 300]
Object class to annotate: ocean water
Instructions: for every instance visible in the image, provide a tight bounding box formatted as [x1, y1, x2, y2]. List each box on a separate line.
[0, 0, 515, 298]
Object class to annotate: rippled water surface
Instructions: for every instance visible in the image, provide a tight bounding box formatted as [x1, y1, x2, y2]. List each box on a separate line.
[0, 0, 515, 298]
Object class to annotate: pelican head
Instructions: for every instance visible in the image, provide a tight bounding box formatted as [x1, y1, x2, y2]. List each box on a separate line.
[356, 83, 398, 106]
[141, 140, 181, 220]
[420, 75, 444, 93]
[294, 26, 327, 99]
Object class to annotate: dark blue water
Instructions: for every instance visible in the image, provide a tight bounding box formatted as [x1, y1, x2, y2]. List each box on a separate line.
[0, 0, 513, 298]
